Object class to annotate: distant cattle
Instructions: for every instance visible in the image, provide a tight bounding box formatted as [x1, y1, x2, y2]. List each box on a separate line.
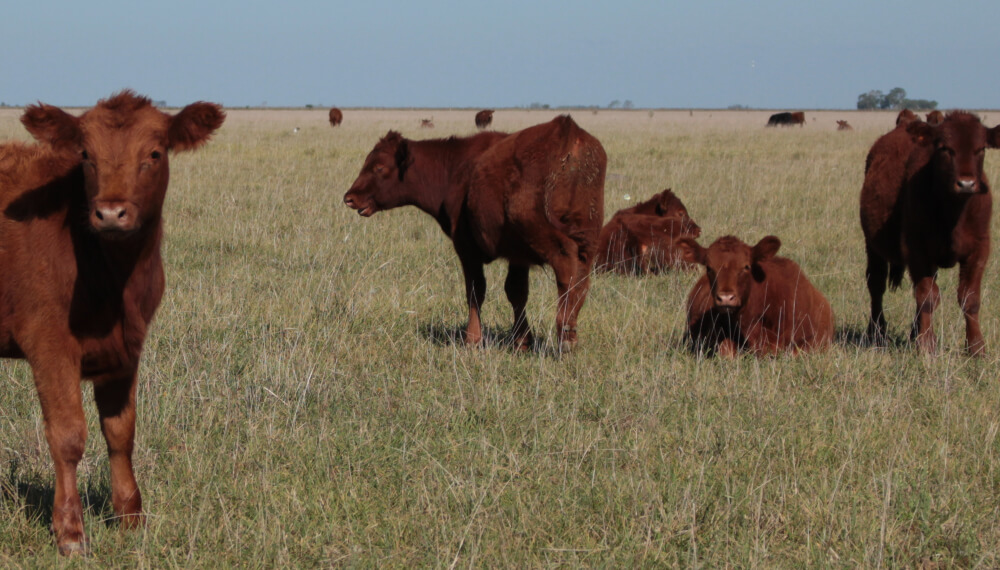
[836, 120, 853, 131]
[896, 108, 917, 126]
[860, 111, 1000, 354]
[345, 116, 606, 351]
[420, 117, 435, 128]
[925, 110, 944, 125]
[475, 109, 494, 129]
[0, 91, 225, 554]
[595, 189, 701, 274]
[766, 111, 805, 127]
[676, 235, 834, 356]
[328, 107, 343, 126]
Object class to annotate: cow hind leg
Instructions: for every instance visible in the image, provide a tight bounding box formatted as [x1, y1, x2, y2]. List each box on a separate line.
[864, 246, 890, 345]
[548, 240, 593, 354]
[459, 256, 487, 346]
[504, 264, 534, 351]
[94, 375, 143, 528]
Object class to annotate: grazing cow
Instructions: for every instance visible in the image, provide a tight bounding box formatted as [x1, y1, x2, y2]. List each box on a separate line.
[925, 110, 944, 125]
[0, 91, 225, 554]
[475, 109, 494, 130]
[595, 189, 701, 274]
[596, 214, 700, 274]
[861, 111, 1000, 354]
[896, 108, 918, 126]
[836, 120, 854, 131]
[676, 235, 834, 357]
[420, 118, 435, 128]
[766, 111, 806, 127]
[328, 107, 343, 126]
[345, 116, 606, 351]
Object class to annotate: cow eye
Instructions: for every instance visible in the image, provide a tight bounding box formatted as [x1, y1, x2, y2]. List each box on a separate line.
[81, 149, 89, 160]
[743, 265, 751, 272]
[151, 150, 162, 160]
[374, 164, 385, 174]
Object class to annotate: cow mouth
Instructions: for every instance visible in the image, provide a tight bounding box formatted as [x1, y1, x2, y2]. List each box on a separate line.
[357, 204, 376, 217]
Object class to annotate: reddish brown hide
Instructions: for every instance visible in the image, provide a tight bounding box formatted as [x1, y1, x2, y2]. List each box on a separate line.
[860, 111, 1000, 354]
[345, 116, 606, 351]
[925, 110, 944, 125]
[836, 120, 853, 131]
[595, 189, 701, 274]
[329, 107, 343, 126]
[0, 91, 224, 555]
[475, 109, 494, 129]
[676, 235, 834, 357]
[896, 108, 918, 126]
[766, 111, 805, 127]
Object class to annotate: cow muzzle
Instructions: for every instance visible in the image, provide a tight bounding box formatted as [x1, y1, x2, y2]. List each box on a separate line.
[91, 201, 139, 234]
[955, 178, 978, 193]
[343, 192, 376, 217]
[713, 292, 741, 311]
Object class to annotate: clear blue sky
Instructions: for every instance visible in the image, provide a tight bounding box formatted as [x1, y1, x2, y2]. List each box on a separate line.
[2, 0, 997, 110]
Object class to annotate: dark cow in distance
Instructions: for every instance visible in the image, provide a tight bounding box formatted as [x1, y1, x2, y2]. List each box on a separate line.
[475, 109, 494, 129]
[595, 189, 701, 274]
[926, 110, 944, 125]
[766, 111, 805, 127]
[345, 116, 606, 351]
[676, 235, 834, 357]
[860, 111, 1000, 354]
[0, 91, 225, 554]
[836, 120, 853, 131]
[328, 107, 343, 126]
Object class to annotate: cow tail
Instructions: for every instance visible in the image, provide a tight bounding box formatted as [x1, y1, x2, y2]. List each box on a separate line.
[888, 262, 905, 290]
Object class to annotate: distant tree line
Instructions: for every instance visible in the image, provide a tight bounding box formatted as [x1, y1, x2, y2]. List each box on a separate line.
[857, 87, 937, 110]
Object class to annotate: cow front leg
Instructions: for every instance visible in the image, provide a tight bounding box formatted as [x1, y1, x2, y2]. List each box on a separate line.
[94, 373, 143, 528]
[958, 253, 988, 356]
[459, 256, 487, 346]
[31, 354, 89, 555]
[910, 270, 940, 354]
[504, 264, 534, 350]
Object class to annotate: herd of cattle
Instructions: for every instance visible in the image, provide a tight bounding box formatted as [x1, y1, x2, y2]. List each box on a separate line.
[0, 91, 997, 554]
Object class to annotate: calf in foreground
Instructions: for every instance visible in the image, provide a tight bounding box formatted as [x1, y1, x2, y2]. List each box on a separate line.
[345, 116, 606, 351]
[0, 91, 225, 554]
[676, 235, 834, 357]
[860, 111, 1000, 354]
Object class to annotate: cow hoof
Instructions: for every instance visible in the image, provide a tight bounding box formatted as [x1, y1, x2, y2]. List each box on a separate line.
[967, 341, 986, 358]
[462, 331, 483, 347]
[57, 537, 89, 557]
[118, 512, 145, 530]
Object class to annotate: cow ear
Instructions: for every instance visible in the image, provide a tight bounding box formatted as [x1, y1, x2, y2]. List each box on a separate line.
[989, 125, 1000, 149]
[674, 237, 705, 266]
[906, 120, 935, 145]
[20, 103, 81, 150]
[168, 102, 226, 152]
[752, 236, 781, 262]
[395, 139, 412, 181]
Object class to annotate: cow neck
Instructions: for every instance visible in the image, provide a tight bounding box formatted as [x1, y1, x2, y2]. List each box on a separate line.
[404, 138, 470, 234]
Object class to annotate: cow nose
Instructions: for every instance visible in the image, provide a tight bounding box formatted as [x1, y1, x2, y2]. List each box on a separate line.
[715, 292, 738, 307]
[91, 201, 135, 231]
[344, 193, 356, 207]
[956, 178, 977, 192]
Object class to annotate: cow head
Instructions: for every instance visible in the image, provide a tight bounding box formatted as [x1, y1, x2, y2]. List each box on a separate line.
[676, 235, 781, 312]
[344, 131, 413, 216]
[21, 90, 225, 237]
[896, 109, 917, 126]
[907, 111, 1000, 194]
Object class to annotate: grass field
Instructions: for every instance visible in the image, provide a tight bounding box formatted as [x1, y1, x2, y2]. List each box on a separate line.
[2, 107, 1000, 567]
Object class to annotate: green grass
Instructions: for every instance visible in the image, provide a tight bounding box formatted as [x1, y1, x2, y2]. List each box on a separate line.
[2, 108, 1000, 567]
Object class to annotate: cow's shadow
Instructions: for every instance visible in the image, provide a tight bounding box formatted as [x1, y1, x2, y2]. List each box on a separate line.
[419, 322, 547, 354]
[836, 324, 909, 350]
[1, 460, 114, 530]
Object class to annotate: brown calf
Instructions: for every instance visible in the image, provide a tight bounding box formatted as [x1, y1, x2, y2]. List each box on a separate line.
[676, 235, 834, 357]
[345, 116, 606, 351]
[329, 107, 343, 126]
[0, 91, 224, 554]
[925, 110, 944, 125]
[861, 111, 1000, 354]
[596, 214, 700, 274]
[475, 109, 494, 129]
[896, 108, 918, 126]
[836, 120, 853, 131]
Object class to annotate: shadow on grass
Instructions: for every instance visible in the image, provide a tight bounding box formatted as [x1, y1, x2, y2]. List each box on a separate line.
[2, 458, 115, 530]
[419, 322, 554, 355]
[836, 323, 909, 350]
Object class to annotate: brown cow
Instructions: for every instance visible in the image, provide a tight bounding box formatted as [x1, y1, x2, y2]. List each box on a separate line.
[861, 111, 1000, 355]
[676, 235, 834, 357]
[836, 120, 853, 131]
[925, 110, 944, 125]
[595, 189, 701, 274]
[596, 214, 700, 274]
[766, 111, 805, 127]
[420, 117, 434, 128]
[475, 109, 494, 130]
[896, 108, 918, 126]
[0, 91, 224, 554]
[328, 107, 343, 126]
[344, 116, 606, 351]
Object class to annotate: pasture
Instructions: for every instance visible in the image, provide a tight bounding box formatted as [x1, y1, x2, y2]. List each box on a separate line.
[1, 107, 999, 566]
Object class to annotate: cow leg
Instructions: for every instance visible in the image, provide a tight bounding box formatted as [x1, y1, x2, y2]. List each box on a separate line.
[958, 253, 988, 356]
[864, 245, 890, 345]
[459, 255, 487, 346]
[910, 268, 940, 354]
[504, 264, 534, 350]
[94, 373, 143, 528]
[550, 242, 594, 354]
[31, 356, 89, 555]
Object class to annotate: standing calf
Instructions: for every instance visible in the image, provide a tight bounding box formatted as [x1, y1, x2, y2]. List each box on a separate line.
[0, 91, 224, 554]
[676, 235, 834, 357]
